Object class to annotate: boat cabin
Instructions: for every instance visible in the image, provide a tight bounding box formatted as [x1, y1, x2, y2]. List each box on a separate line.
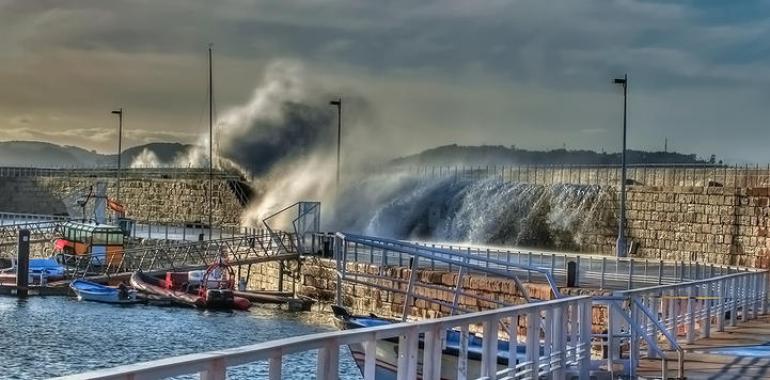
[54, 221, 125, 266]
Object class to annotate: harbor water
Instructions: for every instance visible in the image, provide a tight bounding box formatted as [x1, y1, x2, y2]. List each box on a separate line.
[0, 297, 363, 379]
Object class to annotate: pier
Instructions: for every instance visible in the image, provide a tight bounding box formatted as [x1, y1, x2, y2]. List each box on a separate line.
[49, 232, 769, 379]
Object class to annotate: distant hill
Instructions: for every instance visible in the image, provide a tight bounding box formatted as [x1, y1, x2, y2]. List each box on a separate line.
[0, 140, 192, 168]
[391, 144, 714, 167]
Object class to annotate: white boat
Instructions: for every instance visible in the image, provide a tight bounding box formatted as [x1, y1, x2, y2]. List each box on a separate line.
[69, 279, 141, 304]
[332, 306, 529, 379]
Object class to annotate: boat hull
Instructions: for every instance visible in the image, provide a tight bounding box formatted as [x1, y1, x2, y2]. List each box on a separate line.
[130, 271, 250, 310]
[332, 307, 525, 380]
[69, 279, 141, 304]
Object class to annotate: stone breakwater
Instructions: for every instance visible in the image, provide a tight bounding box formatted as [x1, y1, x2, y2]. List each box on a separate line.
[601, 186, 770, 267]
[0, 175, 244, 225]
[243, 257, 611, 334]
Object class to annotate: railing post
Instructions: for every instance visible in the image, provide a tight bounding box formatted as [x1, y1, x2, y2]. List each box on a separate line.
[717, 279, 726, 332]
[553, 305, 566, 380]
[703, 282, 712, 338]
[316, 340, 339, 380]
[457, 324, 468, 380]
[200, 358, 226, 380]
[422, 325, 442, 380]
[579, 300, 591, 380]
[363, 338, 377, 380]
[526, 308, 540, 379]
[658, 260, 664, 285]
[686, 285, 696, 344]
[600, 257, 607, 289]
[268, 352, 282, 380]
[730, 277, 738, 327]
[763, 272, 769, 315]
[396, 327, 418, 380]
[668, 290, 678, 348]
[481, 317, 498, 378]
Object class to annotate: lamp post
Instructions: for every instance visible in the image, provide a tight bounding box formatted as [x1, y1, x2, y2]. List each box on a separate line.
[330, 98, 342, 192]
[111, 108, 123, 203]
[613, 74, 628, 257]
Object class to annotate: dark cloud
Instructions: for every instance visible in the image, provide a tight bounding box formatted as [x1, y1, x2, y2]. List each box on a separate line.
[1, 1, 770, 162]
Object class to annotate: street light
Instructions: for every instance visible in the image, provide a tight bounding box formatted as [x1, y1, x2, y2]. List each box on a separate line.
[329, 98, 342, 192]
[614, 74, 628, 257]
[111, 108, 123, 203]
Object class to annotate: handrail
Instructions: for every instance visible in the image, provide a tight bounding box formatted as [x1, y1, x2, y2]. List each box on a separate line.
[0, 166, 242, 180]
[336, 232, 562, 299]
[52, 295, 594, 380]
[616, 269, 764, 296]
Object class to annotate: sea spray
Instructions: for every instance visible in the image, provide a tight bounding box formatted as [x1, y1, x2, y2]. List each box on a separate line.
[332, 175, 614, 250]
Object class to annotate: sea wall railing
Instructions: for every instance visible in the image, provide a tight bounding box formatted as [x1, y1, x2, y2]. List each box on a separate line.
[603, 269, 770, 378]
[311, 234, 756, 291]
[412, 242, 752, 290]
[51, 295, 594, 380]
[0, 212, 66, 225]
[0, 166, 242, 180]
[334, 233, 563, 302]
[384, 164, 770, 188]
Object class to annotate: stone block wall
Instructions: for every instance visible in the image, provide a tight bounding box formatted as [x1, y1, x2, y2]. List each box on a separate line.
[581, 185, 770, 267]
[240, 257, 610, 333]
[0, 176, 244, 225]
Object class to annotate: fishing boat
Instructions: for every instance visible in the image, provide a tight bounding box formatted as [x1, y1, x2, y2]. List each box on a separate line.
[332, 306, 527, 380]
[69, 279, 142, 304]
[130, 257, 251, 310]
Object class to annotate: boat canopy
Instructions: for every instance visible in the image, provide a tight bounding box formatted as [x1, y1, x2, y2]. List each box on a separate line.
[61, 221, 125, 245]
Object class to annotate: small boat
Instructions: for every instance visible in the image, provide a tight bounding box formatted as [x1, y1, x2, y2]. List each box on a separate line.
[130, 257, 250, 311]
[0, 257, 66, 285]
[332, 306, 528, 380]
[69, 279, 142, 304]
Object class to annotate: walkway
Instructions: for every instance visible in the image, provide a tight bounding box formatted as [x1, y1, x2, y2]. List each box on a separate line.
[638, 314, 770, 379]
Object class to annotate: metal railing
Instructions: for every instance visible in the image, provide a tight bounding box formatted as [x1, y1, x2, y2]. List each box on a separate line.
[412, 242, 751, 290]
[263, 201, 321, 256]
[66, 230, 299, 279]
[384, 164, 770, 188]
[601, 269, 770, 378]
[52, 295, 594, 380]
[312, 235, 754, 291]
[0, 166, 242, 180]
[0, 212, 66, 225]
[332, 233, 563, 323]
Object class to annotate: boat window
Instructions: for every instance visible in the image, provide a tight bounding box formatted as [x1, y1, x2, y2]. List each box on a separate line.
[92, 232, 108, 244]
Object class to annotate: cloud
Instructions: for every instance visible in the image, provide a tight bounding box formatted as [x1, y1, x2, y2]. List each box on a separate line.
[1, 1, 770, 162]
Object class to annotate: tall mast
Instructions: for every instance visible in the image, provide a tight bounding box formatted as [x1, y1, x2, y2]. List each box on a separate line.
[208, 45, 213, 240]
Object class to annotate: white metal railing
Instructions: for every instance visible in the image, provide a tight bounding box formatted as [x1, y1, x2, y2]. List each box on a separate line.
[416, 241, 751, 290]
[601, 269, 770, 378]
[334, 233, 563, 302]
[0, 212, 66, 225]
[52, 296, 594, 380]
[311, 234, 754, 291]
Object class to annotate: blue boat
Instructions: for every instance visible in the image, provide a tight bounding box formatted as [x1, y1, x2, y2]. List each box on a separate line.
[69, 279, 141, 304]
[332, 306, 530, 380]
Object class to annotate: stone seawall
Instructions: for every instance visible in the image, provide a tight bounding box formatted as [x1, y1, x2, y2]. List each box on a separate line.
[580, 185, 770, 267]
[241, 257, 610, 333]
[0, 176, 245, 225]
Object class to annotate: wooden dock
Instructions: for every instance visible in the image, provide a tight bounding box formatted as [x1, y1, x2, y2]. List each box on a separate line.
[638, 314, 770, 379]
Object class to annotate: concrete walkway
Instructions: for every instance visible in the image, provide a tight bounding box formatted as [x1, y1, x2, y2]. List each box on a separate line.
[638, 314, 770, 379]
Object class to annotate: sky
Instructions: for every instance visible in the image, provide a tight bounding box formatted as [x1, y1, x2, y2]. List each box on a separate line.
[1, 0, 769, 163]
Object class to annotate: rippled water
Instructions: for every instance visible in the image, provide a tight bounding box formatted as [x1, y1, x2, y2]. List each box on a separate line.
[0, 297, 363, 379]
